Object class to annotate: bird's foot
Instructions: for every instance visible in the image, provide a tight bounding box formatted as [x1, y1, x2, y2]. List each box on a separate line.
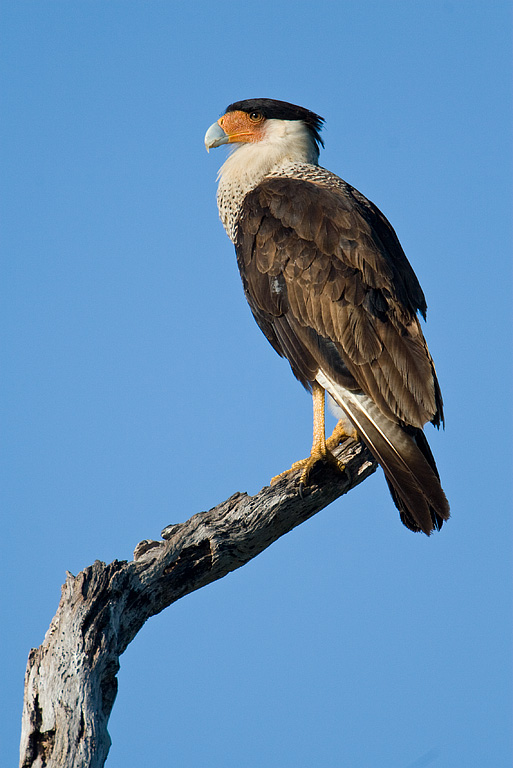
[325, 420, 358, 452]
[271, 445, 346, 490]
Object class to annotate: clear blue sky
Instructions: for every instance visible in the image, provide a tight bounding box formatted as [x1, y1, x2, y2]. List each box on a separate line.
[2, 2, 512, 766]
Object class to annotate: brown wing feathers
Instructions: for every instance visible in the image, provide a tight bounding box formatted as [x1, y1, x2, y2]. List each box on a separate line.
[236, 177, 449, 533]
[237, 178, 442, 426]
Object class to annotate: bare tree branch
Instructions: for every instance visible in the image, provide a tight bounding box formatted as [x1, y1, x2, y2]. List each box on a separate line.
[19, 440, 376, 768]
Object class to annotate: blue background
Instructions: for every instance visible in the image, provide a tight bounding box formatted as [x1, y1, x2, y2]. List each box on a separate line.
[2, 2, 511, 766]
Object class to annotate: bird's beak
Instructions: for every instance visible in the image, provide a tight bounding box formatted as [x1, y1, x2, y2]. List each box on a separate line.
[204, 121, 229, 152]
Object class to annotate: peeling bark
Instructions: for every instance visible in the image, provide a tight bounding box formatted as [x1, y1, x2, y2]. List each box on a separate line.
[20, 440, 376, 768]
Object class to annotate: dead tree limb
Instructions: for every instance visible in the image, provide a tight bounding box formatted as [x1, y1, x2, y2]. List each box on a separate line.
[19, 440, 376, 768]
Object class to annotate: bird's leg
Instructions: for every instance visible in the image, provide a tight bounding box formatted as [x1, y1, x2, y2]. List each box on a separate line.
[325, 419, 358, 451]
[271, 382, 346, 487]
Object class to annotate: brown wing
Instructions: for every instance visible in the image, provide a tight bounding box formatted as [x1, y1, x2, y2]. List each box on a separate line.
[235, 176, 443, 431]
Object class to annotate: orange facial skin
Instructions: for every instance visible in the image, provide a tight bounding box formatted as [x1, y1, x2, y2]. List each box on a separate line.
[218, 110, 266, 144]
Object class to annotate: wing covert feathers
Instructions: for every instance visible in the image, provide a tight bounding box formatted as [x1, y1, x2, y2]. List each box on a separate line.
[235, 175, 449, 533]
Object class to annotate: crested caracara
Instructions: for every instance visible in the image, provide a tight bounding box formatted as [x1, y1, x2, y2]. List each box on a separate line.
[205, 98, 449, 534]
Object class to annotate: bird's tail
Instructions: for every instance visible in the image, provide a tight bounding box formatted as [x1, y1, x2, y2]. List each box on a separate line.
[322, 377, 450, 534]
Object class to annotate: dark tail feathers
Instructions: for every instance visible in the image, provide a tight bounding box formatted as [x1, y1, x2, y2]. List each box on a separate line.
[332, 389, 450, 535]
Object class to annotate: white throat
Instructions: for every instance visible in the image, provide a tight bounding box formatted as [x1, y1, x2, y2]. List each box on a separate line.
[216, 119, 320, 241]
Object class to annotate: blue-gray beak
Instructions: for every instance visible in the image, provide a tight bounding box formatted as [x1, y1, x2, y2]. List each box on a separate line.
[204, 121, 230, 152]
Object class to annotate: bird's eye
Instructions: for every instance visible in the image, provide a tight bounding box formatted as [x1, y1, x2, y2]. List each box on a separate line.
[248, 111, 263, 122]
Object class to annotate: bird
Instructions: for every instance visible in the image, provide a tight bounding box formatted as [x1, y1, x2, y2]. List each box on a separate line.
[204, 98, 449, 534]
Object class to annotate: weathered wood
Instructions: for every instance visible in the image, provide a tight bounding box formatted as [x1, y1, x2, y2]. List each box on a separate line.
[19, 440, 376, 768]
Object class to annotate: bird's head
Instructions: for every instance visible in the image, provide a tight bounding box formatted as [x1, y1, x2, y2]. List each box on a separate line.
[204, 98, 324, 165]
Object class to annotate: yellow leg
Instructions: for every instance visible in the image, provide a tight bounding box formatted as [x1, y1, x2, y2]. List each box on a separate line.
[271, 383, 347, 487]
